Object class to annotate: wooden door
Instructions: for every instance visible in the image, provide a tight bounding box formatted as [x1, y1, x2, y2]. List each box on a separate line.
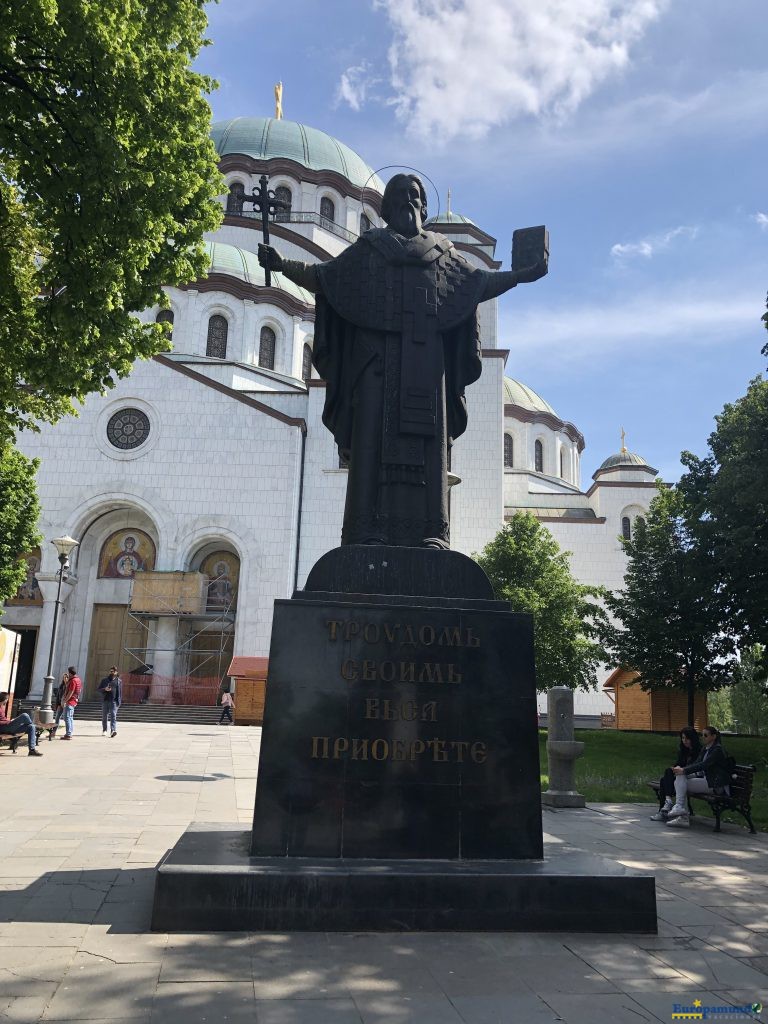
[86, 605, 147, 698]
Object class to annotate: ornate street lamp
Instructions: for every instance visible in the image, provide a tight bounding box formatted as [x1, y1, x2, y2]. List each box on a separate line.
[38, 535, 79, 725]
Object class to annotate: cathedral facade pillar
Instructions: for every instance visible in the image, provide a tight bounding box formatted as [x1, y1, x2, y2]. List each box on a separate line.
[27, 576, 76, 700]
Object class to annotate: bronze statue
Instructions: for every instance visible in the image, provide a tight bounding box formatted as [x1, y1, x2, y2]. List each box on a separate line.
[258, 173, 547, 549]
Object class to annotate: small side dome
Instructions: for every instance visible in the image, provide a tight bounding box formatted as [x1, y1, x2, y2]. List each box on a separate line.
[503, 376, 557, 417]
[205, 241, 314, 305]
[593, 448, 657, 480]
[425, 210, 476, 226]
[598, 451, 651, 471]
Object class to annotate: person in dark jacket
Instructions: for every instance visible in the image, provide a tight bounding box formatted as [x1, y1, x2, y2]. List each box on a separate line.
[97, 666, 122, 738]
[667, 726, 732, 828]
[650, 726, 702, 821]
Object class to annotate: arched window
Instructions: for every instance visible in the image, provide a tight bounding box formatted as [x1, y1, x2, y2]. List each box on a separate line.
[302, 343, 312, 381]
[320, 196, 335, 224]
[622, 516, 631, 541]
[206, 315, 228, 358]
[560, 449, 565, 479]
[156, 309, 174, 341]
[504, 433, 514, 468]
[360, 212, 371, 234]
[259, 325, 276, 370]
[274, 185, 291, 222]
[534, 439, 544, 474]
[226, 182, 245, 215]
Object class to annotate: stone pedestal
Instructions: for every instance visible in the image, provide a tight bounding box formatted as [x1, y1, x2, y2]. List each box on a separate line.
[250, 586, 542, 861]
[542, 686, 586, 808]
[152, 548, 655, 932]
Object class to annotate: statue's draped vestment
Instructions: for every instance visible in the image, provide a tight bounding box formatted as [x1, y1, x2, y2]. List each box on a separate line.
[312, 228, 485, 548]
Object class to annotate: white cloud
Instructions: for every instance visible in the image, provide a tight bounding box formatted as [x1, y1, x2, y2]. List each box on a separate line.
[337, 61, 378, 112]
[753, 212, 768, 231]
[610, 225, 698, 262]
[501, 282, 760, 364]
[373, 0, 667, 138]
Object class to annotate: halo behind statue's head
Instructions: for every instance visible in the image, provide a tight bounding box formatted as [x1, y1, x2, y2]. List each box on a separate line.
[361, 165, 440, 228]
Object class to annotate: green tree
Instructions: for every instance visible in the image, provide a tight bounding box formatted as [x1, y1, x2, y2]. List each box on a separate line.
[602, 485, 736, 726]
[475, 513, 608, 691]
[679, 377, 768, 646]
[0, 0, 223, 443]
[0, 443, 41, 606]
[730, 644, 768, 736]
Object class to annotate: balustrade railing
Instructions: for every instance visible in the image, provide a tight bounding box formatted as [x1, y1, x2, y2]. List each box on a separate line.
[230, 207, 358, 243]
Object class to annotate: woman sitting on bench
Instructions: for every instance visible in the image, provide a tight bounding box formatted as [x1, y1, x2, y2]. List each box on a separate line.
[667, 726, 731, 829]
[650, 726, 702, 821]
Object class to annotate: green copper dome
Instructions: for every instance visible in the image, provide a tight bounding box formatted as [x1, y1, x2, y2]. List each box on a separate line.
[503, 376, 557, 417]
[211, 117, 384, 193]
[426, 210, 476, 226]
[205, 242, 313, 305]
[597, 450, 655, 472]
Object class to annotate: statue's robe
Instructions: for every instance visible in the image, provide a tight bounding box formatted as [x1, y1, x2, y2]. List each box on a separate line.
[312, 228, 487, 548]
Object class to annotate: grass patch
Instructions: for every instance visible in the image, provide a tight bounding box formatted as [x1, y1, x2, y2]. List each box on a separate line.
[539, 729, 768, 832]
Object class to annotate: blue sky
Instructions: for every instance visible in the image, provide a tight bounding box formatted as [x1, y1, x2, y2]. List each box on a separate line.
[196, 0, 767, 481]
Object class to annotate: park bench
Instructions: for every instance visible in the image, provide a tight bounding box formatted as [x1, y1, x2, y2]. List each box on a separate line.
[0, 727, 27, 753]
[648, 764, 757, 834]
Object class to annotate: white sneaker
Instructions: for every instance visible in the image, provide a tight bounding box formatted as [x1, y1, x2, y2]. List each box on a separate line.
[666, 804, 687, 819]
[666, 815, 690, 828]
[650, 809, 669, 821]
[103, 731, 108, 736]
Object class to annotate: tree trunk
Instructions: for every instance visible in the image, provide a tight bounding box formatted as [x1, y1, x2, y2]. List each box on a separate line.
[687, 677, 695, 728]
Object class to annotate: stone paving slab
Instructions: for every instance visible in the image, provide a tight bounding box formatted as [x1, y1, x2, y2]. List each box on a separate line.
[1, 720, 766, 1023]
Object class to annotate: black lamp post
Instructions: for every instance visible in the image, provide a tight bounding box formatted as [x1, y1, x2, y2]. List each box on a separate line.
[38, 535, 79, 726]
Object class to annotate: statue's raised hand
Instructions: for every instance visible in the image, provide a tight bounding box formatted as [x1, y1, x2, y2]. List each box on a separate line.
[515, 257, 548, 285]
[258, 244, 283, 273]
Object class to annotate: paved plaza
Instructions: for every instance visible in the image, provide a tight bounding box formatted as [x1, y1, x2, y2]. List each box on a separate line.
[1, 721, 766, 1023]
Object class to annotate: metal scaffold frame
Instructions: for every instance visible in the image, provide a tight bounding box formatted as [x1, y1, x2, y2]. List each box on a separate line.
[122, 570, 237, 686]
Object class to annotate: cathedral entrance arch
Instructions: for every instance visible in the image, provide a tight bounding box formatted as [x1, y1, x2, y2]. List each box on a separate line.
[86, 605, 149, 700]
[181, 544, 240, 695]
[65, 505, 159, 700]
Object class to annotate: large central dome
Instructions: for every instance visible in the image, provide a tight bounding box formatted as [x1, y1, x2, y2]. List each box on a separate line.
[211, 117, 384, 193]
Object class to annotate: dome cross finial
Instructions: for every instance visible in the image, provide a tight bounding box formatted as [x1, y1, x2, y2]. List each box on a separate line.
[620, 426, 627, 453]
[274, 82, 283, 120]
[447, 187, 451, 217]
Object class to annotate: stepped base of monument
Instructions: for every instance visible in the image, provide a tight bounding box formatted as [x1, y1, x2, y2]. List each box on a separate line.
[151, 824, 657, 933]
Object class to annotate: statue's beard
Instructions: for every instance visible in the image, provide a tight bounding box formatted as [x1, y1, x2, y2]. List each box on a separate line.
[392, 203, 420, 236]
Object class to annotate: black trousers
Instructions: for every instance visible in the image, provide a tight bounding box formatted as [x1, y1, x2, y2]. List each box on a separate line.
[658, 767, 676, 799]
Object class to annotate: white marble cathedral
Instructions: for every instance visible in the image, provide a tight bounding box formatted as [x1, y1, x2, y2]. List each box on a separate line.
[3, 114, 659, 715]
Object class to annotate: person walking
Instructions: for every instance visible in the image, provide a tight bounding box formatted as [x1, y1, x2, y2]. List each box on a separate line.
[0, 692, 43, 756]
[60, 666, 82, 740]
[51, 669, 69, 736]
[219, 689, 235, 725]
[98, 666, 122, 738]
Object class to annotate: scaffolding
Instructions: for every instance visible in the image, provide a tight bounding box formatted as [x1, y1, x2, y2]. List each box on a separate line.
[122, 570, 237, 705]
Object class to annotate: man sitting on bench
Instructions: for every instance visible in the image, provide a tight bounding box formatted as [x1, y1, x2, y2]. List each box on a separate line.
[667, 725, 729, 828]
[0, 691, 43, 757]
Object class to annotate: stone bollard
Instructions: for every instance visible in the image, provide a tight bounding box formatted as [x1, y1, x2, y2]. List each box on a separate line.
[542, 686, 586, 808]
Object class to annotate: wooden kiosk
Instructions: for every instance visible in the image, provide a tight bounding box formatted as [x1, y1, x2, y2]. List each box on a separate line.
[227, 656, 268, 726]
[602, 668, 708, 732]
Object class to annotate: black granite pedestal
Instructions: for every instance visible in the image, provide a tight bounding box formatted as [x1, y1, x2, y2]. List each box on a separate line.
[152, 547, 657, 932]
[152, 825, 657, 932]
